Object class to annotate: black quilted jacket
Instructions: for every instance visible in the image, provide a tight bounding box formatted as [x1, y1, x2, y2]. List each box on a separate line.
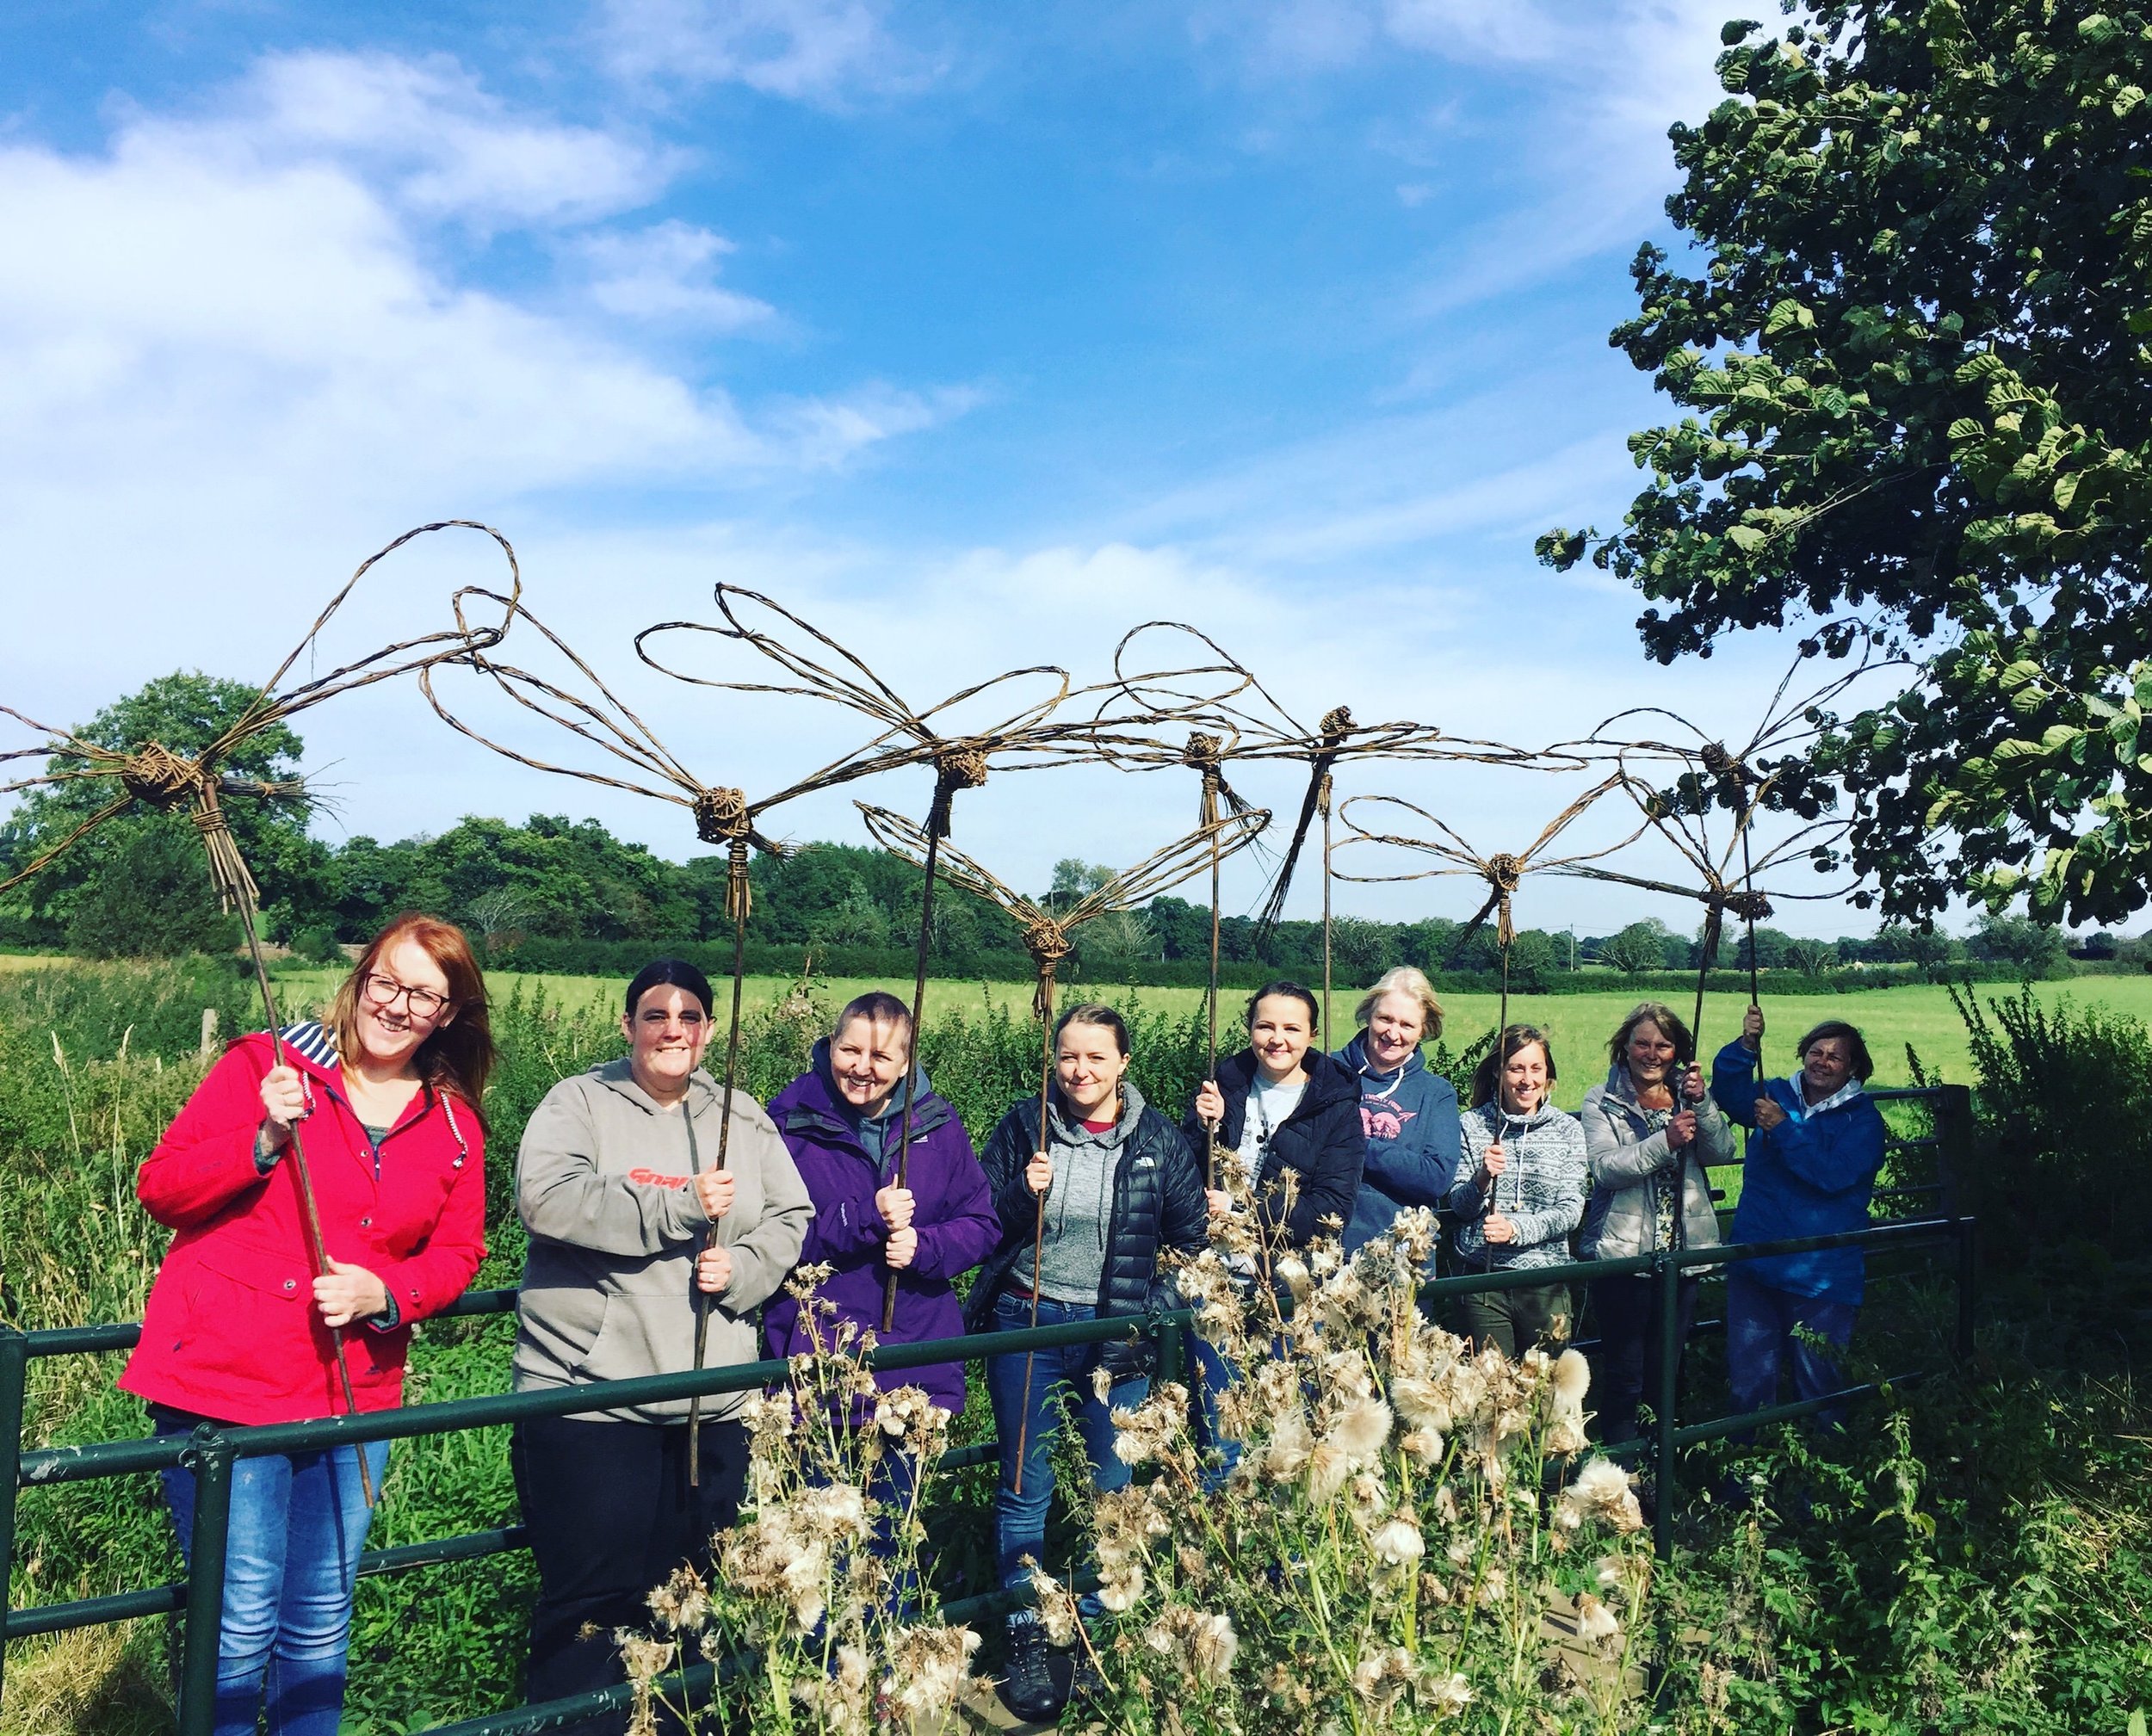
[1185, 1048, 1367, 1248]
[963, 1088, 1208, 1377]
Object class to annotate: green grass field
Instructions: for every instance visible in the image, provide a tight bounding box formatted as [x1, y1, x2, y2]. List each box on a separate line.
[260, 964, 2152, 1108]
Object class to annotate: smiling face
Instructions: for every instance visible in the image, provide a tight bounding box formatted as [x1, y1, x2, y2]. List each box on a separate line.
[1623, 1019, 1679, 1088]
[1055, 1019, 1130, 1121]
[1499, 1041, 1550, 1116]
[829, 1014, 910, 1118]
[1364, 992, 1426, 1072]
[1801, 1035, 1856, 1101]
[622, 984, 713, 1099]
[352, 937, 455, 1072]
[1249, 993, 1314, 1084]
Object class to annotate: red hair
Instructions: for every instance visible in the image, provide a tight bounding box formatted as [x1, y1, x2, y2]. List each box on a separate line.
[326, 913, 494, 1115]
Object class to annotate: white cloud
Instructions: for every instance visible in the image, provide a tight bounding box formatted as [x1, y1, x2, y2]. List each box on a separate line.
[597, 0, 942, 102]
[578, 221, 776, 328]
[769, 381, 989, 470]
[141, 50, 677, 228]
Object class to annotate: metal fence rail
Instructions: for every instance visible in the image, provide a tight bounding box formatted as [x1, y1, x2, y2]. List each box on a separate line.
[3, 1085, 1976, 1734]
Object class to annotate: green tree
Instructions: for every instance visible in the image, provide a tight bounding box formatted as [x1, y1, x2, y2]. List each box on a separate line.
[1539, 2, 2152, 928]
[1599, 918, 1676, 975]
[1968, 911, 2070, 977]
[0, 671, 318, 948]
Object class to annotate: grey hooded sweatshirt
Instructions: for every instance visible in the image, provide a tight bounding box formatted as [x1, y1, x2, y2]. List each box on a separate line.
[512, 1059, 812, 1424]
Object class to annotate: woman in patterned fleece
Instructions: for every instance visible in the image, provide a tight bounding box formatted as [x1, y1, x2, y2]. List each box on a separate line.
[1445, 1025, 1588, 1356]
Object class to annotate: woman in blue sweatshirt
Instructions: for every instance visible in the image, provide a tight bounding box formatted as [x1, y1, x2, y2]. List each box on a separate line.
[1333, 966, 1461, 1257]
[1710, 1004, 1888, 1425]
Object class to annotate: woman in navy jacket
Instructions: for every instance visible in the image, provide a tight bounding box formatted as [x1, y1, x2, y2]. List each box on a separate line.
[1710, 1004, 1888, 1425]
[1187, 981, 1366, 1481]
[1333, 966, 1460, 1256]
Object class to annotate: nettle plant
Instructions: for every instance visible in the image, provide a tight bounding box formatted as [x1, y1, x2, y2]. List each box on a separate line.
[617, 1263, 994, 1736]
[1031, 1181, 1655, 1735]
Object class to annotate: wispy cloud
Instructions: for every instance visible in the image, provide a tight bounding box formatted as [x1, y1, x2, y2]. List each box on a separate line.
[596, 0, 946, 102]
[576, 220, 777, 328]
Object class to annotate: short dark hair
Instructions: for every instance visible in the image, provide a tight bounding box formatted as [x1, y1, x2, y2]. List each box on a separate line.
[1470, 1024, 1557, 1109]
[1793, 1019, 1874, 1082]
[1055, 1001, 1131, 1057]
[1246, 979, 1320, 1035]
[625, 959, 715, 1022]
[835, 992, 913, 1045]
[1608, 1001, 1694, 1069]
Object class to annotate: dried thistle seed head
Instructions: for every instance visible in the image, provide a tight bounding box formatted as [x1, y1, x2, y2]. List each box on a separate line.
[1025, 1563, 1081, 1646]
[1575, 1591, 1622, 1645]
[1370, 1513, 1425, 1566]
[646, 1565, 711, 1634]
[1557, 1457, 1645, 1535]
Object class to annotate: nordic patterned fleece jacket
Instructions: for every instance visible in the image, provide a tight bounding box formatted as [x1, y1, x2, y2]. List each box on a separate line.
[1331, 1033, 1462, 1254]
[1445, 1100, 1588, 1272]
[512, 1059, 812, 1424]
[963, 1081, 1208, 1379]
[1710, 1039, 1888, 1304]
[760, 1042, 999, 1418]
[1184, 1048, 1366, 1249]
[1578, 1066, 1734, 1260]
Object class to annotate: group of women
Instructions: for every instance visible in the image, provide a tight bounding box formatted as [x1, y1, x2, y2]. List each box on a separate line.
[120, 916, 1889, 1734]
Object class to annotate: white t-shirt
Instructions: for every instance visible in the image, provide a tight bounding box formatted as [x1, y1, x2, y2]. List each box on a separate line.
[1238, 1073, 1308, 1171]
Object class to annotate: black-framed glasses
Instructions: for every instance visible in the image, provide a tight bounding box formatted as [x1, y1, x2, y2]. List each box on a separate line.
[361, 973, 452, 1020]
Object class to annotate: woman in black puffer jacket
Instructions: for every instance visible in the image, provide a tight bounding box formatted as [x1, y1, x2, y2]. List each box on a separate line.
[1186, 980, 1367, 1479]
[965, 1002, 1207, 1722]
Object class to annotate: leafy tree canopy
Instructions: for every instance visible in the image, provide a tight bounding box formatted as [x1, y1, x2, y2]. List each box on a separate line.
[0, 671, 321, 942]
[1539, 1, 2152, 928]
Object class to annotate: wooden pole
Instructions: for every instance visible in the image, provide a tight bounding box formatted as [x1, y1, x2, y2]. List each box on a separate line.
[689, 837, 749, 1487]
[1011, 963, 1058, 1498]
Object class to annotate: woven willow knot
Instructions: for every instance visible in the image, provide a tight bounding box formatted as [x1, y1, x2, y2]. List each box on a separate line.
[1320, 705, 1352, 738]
[722, 836, 753, 924]
[1182, 732, 1224, 770]
[935, 749, 989, 793]
[693, 787, 751, 844]
[926, 749, 989, 838]
[1485, 853, 1524, 896]
[118, 743, 206, 811]
[1023, 919, 1073, 969]
[1316, 771, 1336, 819]
[1699, 741, 1756, 792]
[1723, 888, 1774, 924]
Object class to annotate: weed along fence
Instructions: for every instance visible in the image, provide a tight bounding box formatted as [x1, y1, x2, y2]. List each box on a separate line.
[2, 1087, 1976, 1734]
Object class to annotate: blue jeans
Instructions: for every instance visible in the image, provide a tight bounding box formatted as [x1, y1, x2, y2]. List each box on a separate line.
[1726, 1270, 1859, 1430]
[985, 1292, 1147, 1593]
[155, 1411, 390, 1736]
[1189, 1331, 1244, 1489]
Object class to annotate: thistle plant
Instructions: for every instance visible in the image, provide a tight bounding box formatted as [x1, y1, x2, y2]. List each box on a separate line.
[615, 1264, 993, 1736]
[1042, 1180, 1655, 1735]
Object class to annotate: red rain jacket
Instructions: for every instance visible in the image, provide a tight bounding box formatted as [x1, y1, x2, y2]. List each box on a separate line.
[120, 1024, 486, 1425]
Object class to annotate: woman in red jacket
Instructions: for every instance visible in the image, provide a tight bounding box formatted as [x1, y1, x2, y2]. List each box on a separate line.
[121, 914, 492, 1736]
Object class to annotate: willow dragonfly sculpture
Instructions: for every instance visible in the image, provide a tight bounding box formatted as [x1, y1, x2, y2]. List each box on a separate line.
[1557, 625, 1901, 1066]
[1330, 773, 1643, 1043]
[856, 797, 1271, 1492]
[1, 519, 524, 1500]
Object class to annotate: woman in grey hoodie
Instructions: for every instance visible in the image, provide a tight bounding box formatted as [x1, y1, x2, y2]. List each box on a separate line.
[510, 960, 812, 1718]
[1445, 1025, 1587, 1357]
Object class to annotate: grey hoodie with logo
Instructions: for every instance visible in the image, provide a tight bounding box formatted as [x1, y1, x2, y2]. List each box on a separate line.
[512, 1059, 813, 1424]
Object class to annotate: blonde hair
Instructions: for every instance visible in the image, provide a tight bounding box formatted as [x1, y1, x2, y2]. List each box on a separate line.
[1352, 966, 1444, 1041]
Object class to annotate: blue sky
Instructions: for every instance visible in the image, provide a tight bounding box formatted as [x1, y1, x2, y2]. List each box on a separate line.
[0, 0, 1894, 940]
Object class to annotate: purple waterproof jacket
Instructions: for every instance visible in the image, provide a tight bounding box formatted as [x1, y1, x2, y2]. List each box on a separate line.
[761, 1042, 1000, 1418]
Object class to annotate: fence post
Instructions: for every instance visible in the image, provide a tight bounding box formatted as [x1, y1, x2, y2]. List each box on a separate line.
[1933, 1084, 1973, 1217]
[1651, 1250, 1679, 1560]
[0, 1325, 28, 1707]
[1155, 1314, 1184, 1390]
[176, 1428, 236, 1736]
[1955, 1216, 1978, 1363]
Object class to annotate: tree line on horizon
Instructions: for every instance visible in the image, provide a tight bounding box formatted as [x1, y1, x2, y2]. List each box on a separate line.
[0, 675, 2139, 983]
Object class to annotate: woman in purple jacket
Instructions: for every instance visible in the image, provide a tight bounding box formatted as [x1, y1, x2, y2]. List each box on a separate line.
[763, 992, 999, 1585]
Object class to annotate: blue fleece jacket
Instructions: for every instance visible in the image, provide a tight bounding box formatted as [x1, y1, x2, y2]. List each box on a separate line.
[1710, 1038, 1889, 1303]
[1332, 1033, 1462, 1254]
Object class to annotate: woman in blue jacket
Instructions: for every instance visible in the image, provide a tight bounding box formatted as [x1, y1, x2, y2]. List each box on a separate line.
[1334, 967, 1460, 1257]
[1710, 1004, 1888, 1425]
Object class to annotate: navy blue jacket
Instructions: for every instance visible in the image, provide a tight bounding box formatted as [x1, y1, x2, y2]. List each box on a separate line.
[1185, 1048, 1365, 1249]
[1331, 1034, 1461, 1254]
[1711, 1039, 1888, 1303]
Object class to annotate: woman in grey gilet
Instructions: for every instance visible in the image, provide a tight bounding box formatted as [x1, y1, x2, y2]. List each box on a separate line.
[1577, 1002, 1735, 1443]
